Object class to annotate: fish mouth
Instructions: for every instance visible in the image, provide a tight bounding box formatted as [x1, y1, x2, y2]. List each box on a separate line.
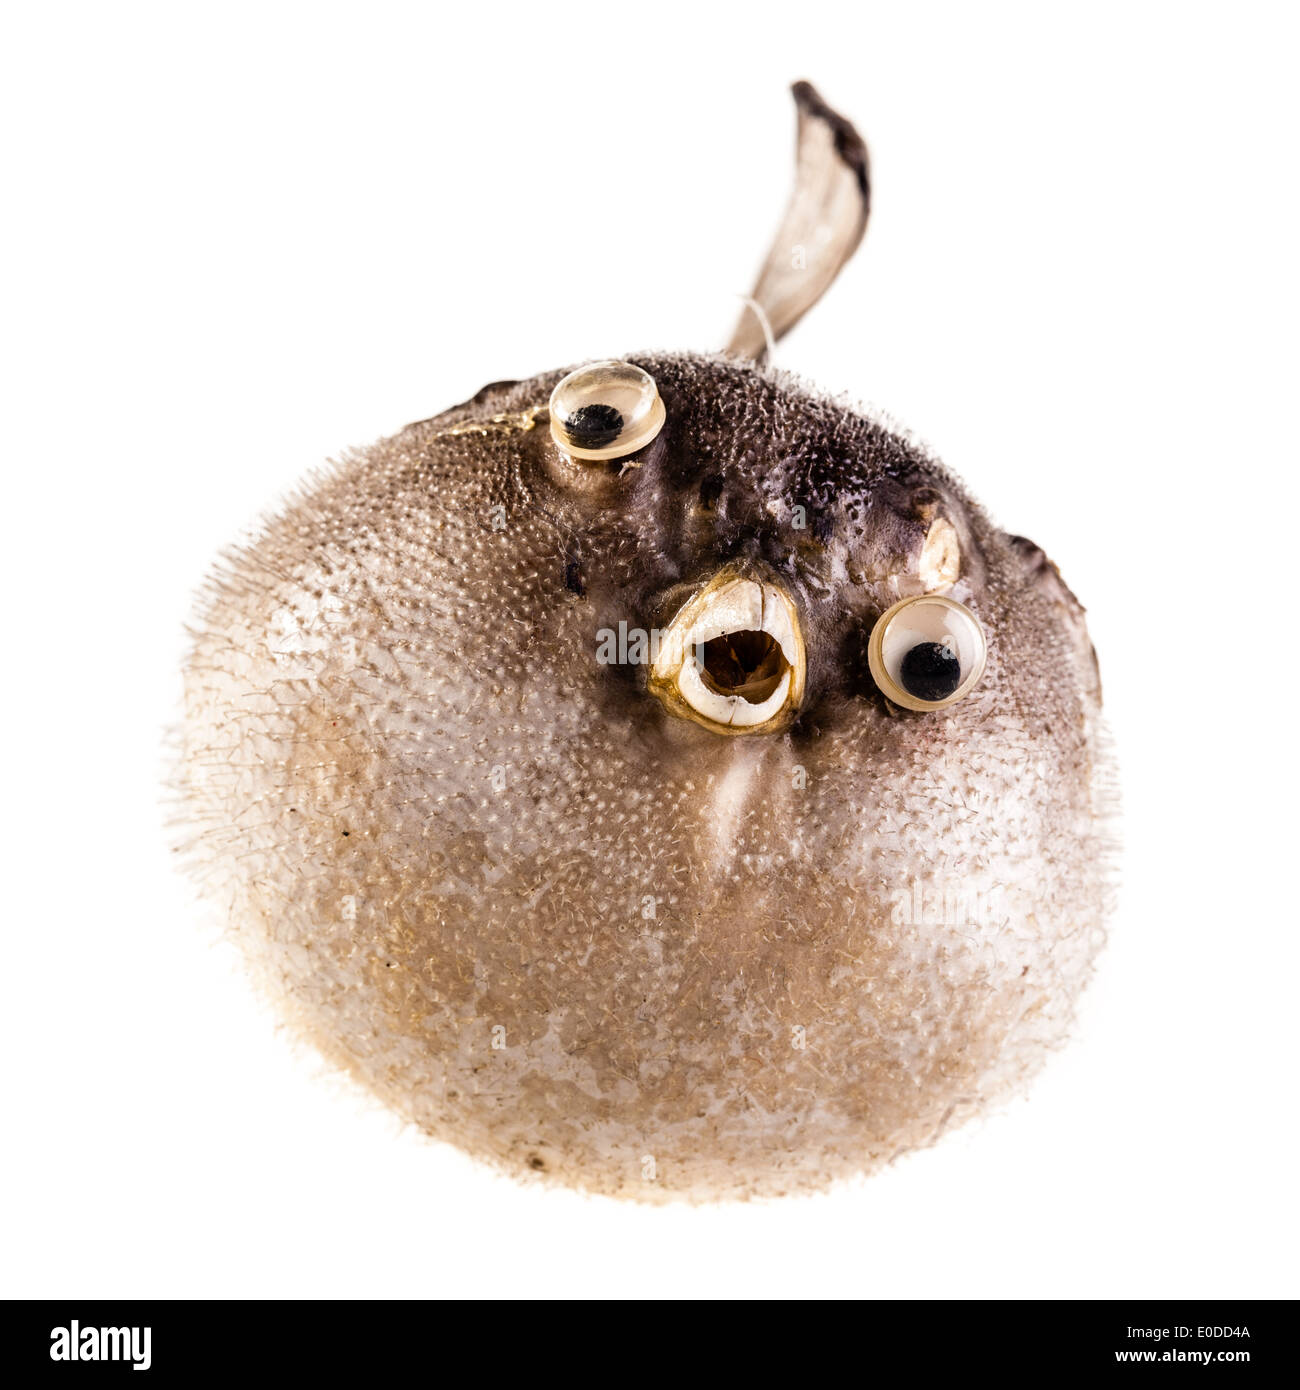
[648, 571, 806, 733]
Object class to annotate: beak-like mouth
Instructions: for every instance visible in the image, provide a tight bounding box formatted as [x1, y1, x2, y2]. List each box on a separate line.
[649, 571, 806, 733]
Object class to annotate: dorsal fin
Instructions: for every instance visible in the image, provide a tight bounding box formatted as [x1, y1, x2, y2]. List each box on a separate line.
[726, 81, 871, 362]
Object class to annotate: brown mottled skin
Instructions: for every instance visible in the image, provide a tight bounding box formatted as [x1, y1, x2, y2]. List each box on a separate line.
[178, 352, 1112, 1200]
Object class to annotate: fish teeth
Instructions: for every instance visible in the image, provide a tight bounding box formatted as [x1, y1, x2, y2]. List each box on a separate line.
[648, 572, 806, 733]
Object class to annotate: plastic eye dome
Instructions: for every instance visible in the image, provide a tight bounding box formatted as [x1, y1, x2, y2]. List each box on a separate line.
[868, 594, 987, 711]
[548, 360, 666, 461]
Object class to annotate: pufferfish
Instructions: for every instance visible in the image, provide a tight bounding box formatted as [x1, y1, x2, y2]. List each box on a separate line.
[177, 82, 1113, 1201]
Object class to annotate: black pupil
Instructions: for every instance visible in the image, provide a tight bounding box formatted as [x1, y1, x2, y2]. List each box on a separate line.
[899, 640, 962, 701]
[565, 402, 624, 449]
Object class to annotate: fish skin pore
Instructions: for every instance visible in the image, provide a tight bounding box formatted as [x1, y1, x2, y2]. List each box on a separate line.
[177, 351, 1113, 1201]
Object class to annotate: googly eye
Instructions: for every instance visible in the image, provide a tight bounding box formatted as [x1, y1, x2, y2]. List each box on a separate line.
[867, 594, 986, 711]
[548, 360, 666, 461]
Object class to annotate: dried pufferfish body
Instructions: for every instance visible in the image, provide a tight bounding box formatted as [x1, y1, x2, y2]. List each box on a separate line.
[178, 349, 1111, 1201]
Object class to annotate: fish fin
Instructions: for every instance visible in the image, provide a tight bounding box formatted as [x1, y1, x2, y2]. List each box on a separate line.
[1009, 534, 1103, 703]
[403, 379, 522, 433]
[725, 81, 871, 362]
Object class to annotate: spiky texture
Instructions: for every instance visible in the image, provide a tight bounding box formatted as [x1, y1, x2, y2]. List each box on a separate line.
[176, 352, 1115, 1201]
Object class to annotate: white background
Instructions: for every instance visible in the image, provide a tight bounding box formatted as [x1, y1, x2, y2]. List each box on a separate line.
[2, 2, 1297, 1299]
